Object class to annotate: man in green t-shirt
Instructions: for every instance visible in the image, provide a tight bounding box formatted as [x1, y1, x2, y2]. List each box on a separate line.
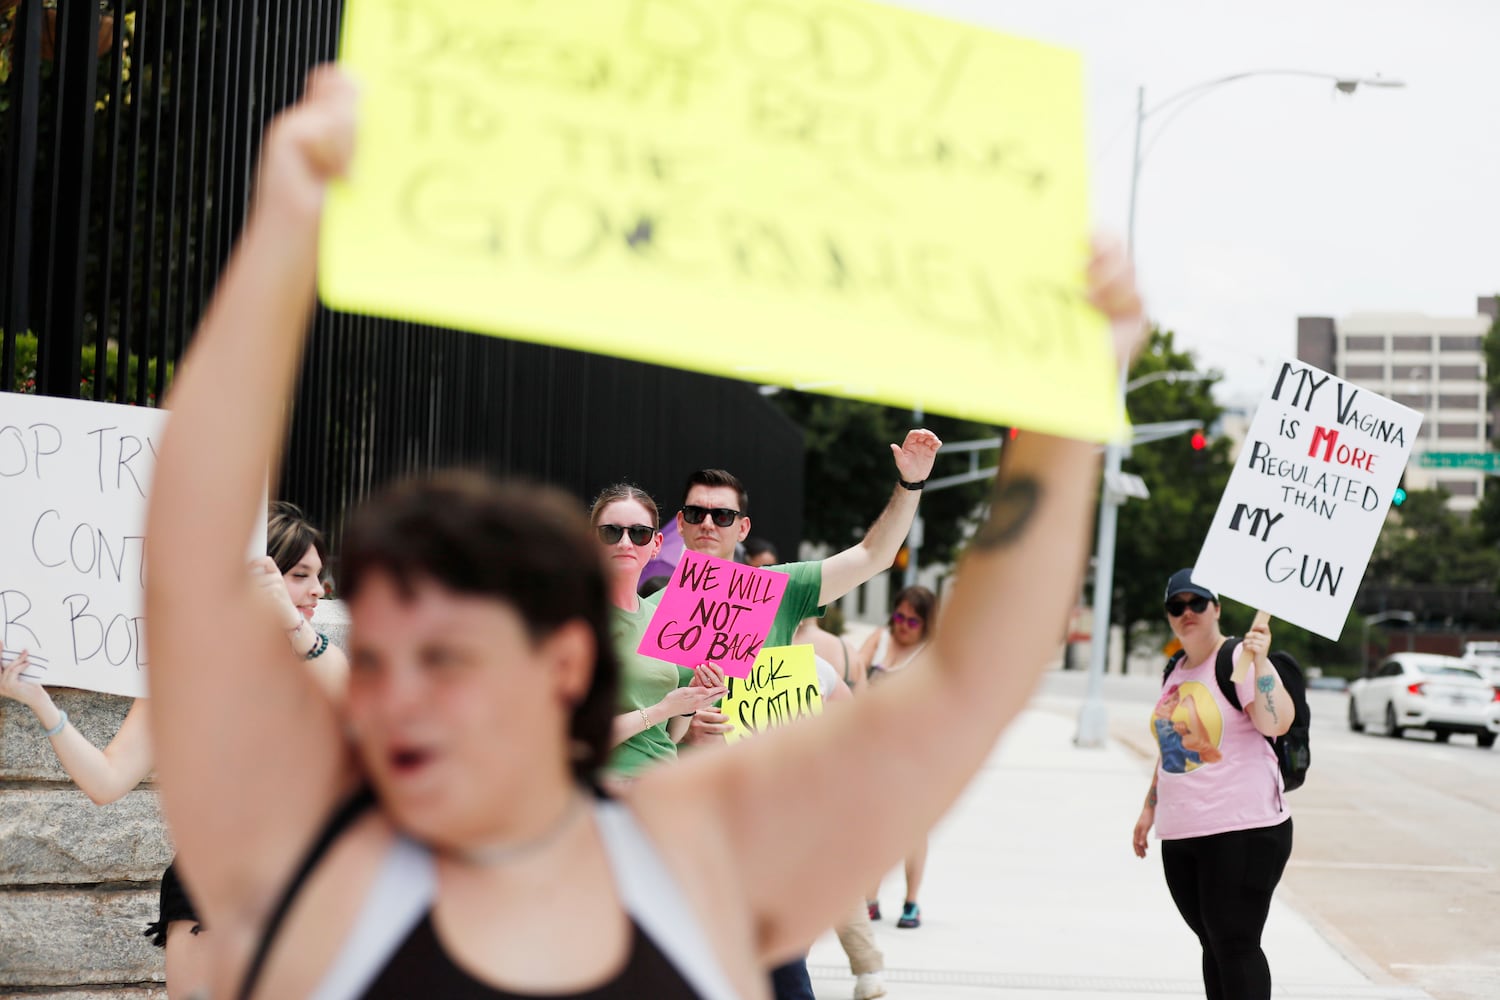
[641, 430, 938, 1000]
[644, 427, 942, 711]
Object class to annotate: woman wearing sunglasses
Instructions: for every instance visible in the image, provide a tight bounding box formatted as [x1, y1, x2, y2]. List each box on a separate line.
[591, 485, 727, 782]
[1133, 569, 1294, 1000]
[859, 585, 938, 929]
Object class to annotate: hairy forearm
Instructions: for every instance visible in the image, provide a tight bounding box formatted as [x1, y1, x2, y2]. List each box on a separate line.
[860, 486, 920, 563]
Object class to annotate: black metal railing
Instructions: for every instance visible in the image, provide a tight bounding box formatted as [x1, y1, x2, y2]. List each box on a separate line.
[1, 0, 805, 559]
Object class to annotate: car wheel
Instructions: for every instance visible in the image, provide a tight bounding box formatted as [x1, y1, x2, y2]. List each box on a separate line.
[1385, 703, 1404, 739]
[1478, 733, 1496, 749]
[1347, 699, 1365, 733]
[1434, 731, 1451, 743]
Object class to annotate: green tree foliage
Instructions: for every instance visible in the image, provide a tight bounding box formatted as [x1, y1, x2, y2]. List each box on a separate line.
[1368, 487, 1500, 587]
[1483, 302, 1500, 440]
[1110, 328, 1234, 639]
[765, 392, 998, 568]
[1217, 596, 1364, 674]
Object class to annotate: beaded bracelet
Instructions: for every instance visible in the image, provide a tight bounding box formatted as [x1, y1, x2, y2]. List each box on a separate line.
[304, 632, 330, 660]
[44, 709, 69, 738]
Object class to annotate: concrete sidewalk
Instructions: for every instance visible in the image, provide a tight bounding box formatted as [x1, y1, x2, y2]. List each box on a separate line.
[806, 709, 1430, 1000]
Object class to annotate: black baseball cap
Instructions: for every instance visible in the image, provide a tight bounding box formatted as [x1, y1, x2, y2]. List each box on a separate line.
[1164, 569, 1216, 603]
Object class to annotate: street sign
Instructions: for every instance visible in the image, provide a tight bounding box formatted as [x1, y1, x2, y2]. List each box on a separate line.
[1417, 452, 1500, 471]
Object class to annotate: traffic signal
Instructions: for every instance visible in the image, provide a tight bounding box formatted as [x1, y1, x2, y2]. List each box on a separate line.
[1392, 487, 1407, 507]
[1189, 431, 1207, 451]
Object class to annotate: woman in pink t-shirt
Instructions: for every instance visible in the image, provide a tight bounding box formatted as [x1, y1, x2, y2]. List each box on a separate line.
[1131, 569, 1295, 1000]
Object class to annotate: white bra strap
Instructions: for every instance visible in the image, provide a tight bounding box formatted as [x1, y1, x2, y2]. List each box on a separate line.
[311, 837, 436, 1000]
[594, 800, 741, 1000]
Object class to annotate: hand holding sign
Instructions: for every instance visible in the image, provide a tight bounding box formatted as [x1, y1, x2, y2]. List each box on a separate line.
[662, 682, 728, 719]
[1233, 611, 1272, 684]
[1087, 238, 1147, 368]
[0, 646, 46, 712]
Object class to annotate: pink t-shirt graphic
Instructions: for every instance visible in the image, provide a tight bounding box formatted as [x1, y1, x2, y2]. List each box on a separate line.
[1151, 642, 1289, 840]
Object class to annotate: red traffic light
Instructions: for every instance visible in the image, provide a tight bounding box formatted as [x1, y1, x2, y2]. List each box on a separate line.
[1189, 431, 1207, 451]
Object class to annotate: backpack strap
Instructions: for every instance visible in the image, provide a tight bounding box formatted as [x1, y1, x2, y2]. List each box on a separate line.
[1161, 650, 1186, 686]
[1213, 637, 1244, 712]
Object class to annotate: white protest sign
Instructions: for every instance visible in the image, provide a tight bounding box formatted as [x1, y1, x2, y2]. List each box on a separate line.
[0, 395, 266, 698]
[1194, 360, 1422, 640]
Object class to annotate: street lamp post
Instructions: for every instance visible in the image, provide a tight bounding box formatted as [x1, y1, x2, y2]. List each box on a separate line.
[1074, 70, 1405, 748]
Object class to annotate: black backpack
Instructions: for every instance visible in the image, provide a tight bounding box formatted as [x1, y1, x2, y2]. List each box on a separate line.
[1162, 636, 1311, 791]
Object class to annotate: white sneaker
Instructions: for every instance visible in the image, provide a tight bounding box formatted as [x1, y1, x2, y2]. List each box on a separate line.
[854, 971, 888, 999]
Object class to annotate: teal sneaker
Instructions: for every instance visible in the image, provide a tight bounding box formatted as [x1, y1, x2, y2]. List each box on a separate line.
[897, 902, 921, 929]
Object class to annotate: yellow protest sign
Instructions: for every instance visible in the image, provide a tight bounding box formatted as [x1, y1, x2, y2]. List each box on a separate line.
[322, 0, 1121, 440]
[723, 644, 823, 744]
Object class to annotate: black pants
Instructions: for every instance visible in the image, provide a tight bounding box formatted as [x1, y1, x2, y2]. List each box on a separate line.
[1162, 819, 1293, 1000]
[769, 956, 815, 1000]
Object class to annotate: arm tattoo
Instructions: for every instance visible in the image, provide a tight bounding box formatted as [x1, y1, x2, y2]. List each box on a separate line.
[1146, 778, 1158, 808]
[1257, 674, 1278, 724]
[970, 478, 1040, 550]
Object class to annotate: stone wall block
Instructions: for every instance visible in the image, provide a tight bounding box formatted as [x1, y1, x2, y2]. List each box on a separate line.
[0, 789, 170, 885]
[0, 888, 164, 987]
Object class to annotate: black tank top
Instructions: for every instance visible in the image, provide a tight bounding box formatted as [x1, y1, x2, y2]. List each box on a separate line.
[360, 914, 696, 998]
[237, 790, 705, 1000]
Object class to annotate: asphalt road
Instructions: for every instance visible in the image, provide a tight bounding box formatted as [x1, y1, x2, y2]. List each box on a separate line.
[1035, 669, 1500, 1000]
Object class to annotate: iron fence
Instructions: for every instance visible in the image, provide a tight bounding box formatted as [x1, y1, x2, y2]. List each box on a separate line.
[1, 0, 805, 559]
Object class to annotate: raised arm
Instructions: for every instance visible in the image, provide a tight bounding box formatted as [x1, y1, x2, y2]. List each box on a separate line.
[646, 241, 1145, 960]
[816, 430, 942, 605]
[0, 654, 153, 805]
[143, 71, 358, 924]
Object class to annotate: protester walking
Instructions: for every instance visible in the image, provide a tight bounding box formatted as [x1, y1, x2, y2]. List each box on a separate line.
[1133, 569, 1295, 1000]
[861, 586, 940, 929]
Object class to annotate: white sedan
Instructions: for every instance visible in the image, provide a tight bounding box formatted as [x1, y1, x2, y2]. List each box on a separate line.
[1348, 653, 1500, 748]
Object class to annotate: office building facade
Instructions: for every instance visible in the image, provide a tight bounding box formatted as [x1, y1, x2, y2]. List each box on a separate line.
[1298, 297, 1499, 512]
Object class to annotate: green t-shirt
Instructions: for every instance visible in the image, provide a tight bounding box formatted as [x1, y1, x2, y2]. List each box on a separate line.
[762, 560, 825, 647]
[607, 600, 695, 778]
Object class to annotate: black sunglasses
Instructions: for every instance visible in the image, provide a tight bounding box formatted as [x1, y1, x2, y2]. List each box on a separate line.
[597, 523, 655, 546]
[1165, 595, 1212, 617]
[681, 505, 743, 528]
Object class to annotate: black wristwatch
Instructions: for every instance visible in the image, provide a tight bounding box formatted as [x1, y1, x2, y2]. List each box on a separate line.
[899, 477, 926, 491]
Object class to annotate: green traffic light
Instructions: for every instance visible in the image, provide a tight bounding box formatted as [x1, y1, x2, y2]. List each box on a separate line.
[1392, 487, 1407, 506]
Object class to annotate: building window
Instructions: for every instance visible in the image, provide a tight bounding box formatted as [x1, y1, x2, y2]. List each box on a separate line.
[1392, 393, 1430, 409]
[1439, 365, 1483, 380]
[1343, 363, 1385, 380]
[1437, 423, 1482, 439]
[1441, 335, 1483, 351]
[1392, 335, 1432, 351]
[1438, 479, 1480, 497]
[1344, 335, 1386, 351]
[1392, 365, 1433, 380]
[1439, 394, 1480, 409]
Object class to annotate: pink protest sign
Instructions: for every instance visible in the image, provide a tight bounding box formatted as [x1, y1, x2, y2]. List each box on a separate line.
[637, 550, 788, 678]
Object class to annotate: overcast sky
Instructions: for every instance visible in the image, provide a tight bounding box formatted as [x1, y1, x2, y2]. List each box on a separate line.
[900, 0, 1500, 403]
